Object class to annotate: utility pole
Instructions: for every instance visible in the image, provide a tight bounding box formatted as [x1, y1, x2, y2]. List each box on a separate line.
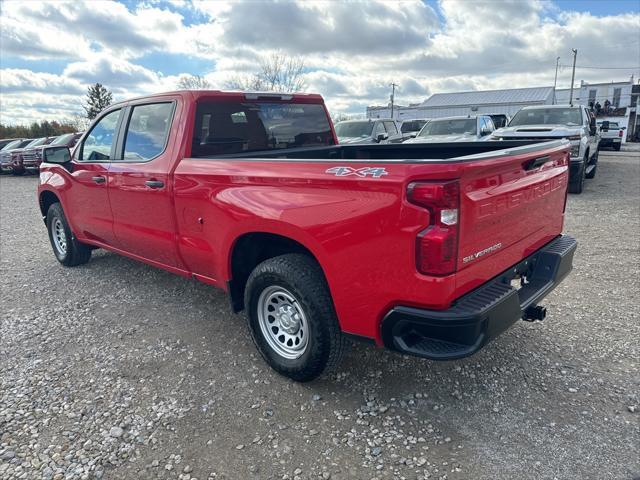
[390, 82, 398, 119]
[553, 56, 560, 105]
[569, 49, 577, 106]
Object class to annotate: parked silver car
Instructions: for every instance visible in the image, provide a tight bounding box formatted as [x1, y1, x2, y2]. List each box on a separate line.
[404, 115, 496, 143]
[335, 119, 404, 144]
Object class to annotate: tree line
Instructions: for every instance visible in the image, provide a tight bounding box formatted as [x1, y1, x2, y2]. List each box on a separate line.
[3, 53, 308, 139]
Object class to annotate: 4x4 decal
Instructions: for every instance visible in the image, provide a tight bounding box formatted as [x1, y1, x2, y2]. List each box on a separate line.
[325, 166, 388, 178]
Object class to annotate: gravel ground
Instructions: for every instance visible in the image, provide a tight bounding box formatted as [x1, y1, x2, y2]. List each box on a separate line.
[1, 150, 638, 480]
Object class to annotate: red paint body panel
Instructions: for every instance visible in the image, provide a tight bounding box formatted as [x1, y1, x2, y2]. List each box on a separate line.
[39, 91, 571, 345]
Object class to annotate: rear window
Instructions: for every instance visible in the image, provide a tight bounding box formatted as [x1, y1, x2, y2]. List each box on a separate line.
[401, 120, 427, 133]
[419, 118, 476, 136]
[191, 101, 334, 157]
[335, 121, 374, 138]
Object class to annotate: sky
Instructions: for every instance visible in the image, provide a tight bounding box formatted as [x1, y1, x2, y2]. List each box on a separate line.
[1, 0, 639, 125]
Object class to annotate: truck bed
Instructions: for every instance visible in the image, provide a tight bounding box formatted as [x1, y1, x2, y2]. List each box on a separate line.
[200, 140, 564, 161]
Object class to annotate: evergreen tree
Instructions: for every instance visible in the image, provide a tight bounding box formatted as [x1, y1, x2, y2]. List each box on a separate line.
[83, 83, 113, 120]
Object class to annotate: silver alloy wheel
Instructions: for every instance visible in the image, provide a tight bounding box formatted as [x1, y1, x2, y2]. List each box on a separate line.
[52, 217, 67, 255]
[257, 286, 309, 359]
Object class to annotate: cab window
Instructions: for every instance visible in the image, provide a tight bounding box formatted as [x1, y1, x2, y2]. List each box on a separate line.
[122, 103, 173, 161]
[79, 109, 122, 161]
[383, 121, 398, 135]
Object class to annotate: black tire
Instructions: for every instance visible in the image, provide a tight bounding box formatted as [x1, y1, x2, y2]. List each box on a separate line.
[614, 144, 621, 151]
[585, 150, 598, 179]
[244, 254, 347, 382]
[12, 170, 24, 176]
[46, 203, 92, 267]
[568, 156, 586, 194]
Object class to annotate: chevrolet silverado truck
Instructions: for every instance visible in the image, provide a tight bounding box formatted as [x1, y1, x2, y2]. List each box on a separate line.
[597, 120, 624, 151]
[492, 105, 600, 194]
[38, 90, 577, 382]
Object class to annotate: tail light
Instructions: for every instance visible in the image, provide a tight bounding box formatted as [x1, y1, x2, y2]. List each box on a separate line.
[619, 130, 624, 138]
[408, 181, 460, 276]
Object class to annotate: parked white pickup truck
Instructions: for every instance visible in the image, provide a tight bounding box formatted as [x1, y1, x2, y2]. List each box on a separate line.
[597, 120, 624, 151]
[492, 105, 600, 194]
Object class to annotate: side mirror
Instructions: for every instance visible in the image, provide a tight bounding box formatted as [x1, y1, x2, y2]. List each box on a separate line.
[480, 128, 492, 136]
[42, 146, 71, 164]
[376, 132, 389, 142]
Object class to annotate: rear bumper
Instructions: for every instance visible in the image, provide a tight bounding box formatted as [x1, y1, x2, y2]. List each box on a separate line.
[381, 235, 577, 360]
[599, 138, 621, 147]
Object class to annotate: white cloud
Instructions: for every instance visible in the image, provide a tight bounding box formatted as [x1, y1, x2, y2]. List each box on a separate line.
[0, 0, 638, 123]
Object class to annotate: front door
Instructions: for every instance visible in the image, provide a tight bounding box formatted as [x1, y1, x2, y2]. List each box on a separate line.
[107, 100, 181, 268]
[66, 108, 123, 245]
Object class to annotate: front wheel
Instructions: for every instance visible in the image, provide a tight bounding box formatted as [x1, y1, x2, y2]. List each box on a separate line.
[46, 203, 92, 267]
[244, 254, 347, 382]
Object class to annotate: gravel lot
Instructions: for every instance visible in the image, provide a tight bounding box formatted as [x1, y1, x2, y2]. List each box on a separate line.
[1, 149, 639, 480]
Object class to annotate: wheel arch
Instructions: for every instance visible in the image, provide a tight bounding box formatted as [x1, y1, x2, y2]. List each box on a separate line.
[39, 189, 61, 223]
[227, 231, 326, 313]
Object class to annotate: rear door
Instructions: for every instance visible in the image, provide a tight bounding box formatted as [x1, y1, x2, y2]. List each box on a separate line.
[107, 99, 181, 268]
[66, 108, 123, 245]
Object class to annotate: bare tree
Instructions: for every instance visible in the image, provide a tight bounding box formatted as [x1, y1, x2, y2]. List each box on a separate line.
[68, 112, 91, 131]
[177, 74, 211, 90]
[226, 53, 307, 92]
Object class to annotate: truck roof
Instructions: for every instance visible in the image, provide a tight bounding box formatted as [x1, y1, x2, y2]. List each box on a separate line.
[108, 90, 326, 108]
[520, 104, 580, 110]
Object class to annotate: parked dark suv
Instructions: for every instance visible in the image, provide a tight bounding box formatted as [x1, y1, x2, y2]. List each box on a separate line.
[22, 132, 82, 174]
[8, 137, 56, 175]
[0, 139, 34, 174]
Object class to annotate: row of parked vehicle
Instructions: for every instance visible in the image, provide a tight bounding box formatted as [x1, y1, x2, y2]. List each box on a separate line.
[335, 104, 625, 194]
[0, 133, 82, 175]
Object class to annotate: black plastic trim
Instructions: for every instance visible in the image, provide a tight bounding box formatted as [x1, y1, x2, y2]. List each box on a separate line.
[381, 235, 577, 361]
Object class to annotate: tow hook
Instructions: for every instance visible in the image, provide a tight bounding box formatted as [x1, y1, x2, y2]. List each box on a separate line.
[523, 305, 547, 322]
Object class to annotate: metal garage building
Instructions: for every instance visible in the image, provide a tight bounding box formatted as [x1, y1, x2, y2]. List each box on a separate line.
[367, 86, 555, 121]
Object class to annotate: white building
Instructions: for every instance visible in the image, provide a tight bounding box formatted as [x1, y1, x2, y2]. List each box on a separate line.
[555, 78, 638, 142]
[367, 86, 555, 121]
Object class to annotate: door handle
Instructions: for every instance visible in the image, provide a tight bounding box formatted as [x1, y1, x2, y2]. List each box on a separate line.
[92, 176, 106, 184]
[145, 180, 164, 189]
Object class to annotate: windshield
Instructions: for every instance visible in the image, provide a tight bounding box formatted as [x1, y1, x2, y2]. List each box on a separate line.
[401, 120, 427, 133]
[509, 108, 582, 126]
[419, 118, 476, 137]
[191, 101, 335, 157]
[1, 140, 22, 150]
[25, 137, 48, 148]
[335, 121, 374, 138]
[51, 133, 74, 145]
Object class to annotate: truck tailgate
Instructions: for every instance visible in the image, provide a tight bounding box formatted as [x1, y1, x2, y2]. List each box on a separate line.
[455, 142, 569, 292]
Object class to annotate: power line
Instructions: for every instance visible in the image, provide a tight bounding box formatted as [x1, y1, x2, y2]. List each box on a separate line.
[559, 64, 640, 70]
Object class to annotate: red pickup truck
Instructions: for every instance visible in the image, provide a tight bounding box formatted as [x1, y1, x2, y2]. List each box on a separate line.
[38, 91, 576, 381]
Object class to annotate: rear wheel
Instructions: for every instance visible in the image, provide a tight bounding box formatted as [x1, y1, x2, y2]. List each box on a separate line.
[614, 143, 621, 151]
[46, 203, 92, 267]
[244, 254, 347, 382]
